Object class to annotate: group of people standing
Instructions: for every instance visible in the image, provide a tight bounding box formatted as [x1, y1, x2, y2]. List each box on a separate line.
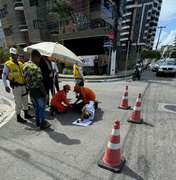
[2, 47, 97, 130]
[2, 48, 59, 129]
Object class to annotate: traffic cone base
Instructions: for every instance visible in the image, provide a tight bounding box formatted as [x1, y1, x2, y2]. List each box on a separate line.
[127, 118, 143, 124]
[97, 155, 126, 173]
[118, 105, 131, 110]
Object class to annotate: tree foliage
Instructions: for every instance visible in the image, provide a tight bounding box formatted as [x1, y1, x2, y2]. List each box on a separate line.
[141, 50, 161, 60]
[170, 51, 176, 58]
[0, 48, 10, 64]
[52, 0, 74, 23]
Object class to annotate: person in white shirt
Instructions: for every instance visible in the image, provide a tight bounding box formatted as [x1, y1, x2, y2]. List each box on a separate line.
[80, 101, 95, 121]
[51, 60, 60, 93]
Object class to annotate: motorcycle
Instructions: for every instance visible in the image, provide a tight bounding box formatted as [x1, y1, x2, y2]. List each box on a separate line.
[132, 67, 142, 81]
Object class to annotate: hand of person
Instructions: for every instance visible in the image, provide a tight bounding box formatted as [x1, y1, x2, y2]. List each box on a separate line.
[5, 87, 11, 93]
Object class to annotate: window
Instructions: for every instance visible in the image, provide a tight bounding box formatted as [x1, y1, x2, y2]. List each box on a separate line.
[33, 19, 42, 29]
[29, 0, 38, 7]
[4, 26, 13, 36]
[0, 5, 8, 18]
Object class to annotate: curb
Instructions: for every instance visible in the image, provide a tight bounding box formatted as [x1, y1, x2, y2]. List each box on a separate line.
[0, 95, 15, 128]
[59, 73, 133, 83]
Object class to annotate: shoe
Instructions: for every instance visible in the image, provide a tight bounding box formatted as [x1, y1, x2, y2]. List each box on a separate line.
[50, 106, 57, 116]
[24, 110, 35, 119]
[94, 101, 98, 109]
[17, 115, 27, 123]
[40, 121, 51, 130]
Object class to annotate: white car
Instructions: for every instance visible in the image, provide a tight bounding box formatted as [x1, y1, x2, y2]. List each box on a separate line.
[156, 59, 176, 77]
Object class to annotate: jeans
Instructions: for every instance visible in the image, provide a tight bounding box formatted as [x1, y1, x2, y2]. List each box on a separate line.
[32, 97, 46, 126]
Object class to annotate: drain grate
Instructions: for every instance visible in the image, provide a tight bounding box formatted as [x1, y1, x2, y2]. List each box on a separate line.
[164, 105, 176, 112]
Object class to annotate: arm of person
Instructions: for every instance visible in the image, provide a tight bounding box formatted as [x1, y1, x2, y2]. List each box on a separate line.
[2, 65, 11, 93]
[62, 93, 72, 108]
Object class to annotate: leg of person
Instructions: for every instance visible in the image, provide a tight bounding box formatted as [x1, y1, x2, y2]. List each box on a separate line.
[21, 86, 35, 119]
[32, 98, 40, 127]
[56, 103, 66, 113]
[13, 86, 27, 123]
[43, 82, 50, 105]
[55, 79, 60, 92]
[38, 97, 50, 129]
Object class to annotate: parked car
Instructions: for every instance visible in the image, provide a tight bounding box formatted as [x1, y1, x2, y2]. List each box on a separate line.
[156, 59, 176, 77]
[0, 64, 4, 79]
[151, 59, 165, 72]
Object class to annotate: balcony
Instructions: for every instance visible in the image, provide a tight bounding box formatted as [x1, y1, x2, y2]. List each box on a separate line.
[14, 0, 24, 11]
[50, 30, 59, 36]
[19, 25, 28, 32]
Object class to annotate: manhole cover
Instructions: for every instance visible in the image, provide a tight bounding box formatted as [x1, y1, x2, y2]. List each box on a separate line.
[164, 105, 176, 112]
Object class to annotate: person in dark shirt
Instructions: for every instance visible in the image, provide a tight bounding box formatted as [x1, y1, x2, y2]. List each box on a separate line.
[39, 56, 54, 105]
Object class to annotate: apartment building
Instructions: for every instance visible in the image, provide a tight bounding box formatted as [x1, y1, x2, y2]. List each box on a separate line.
[0, 0, 116, 55]
[120, 0, 162, 61]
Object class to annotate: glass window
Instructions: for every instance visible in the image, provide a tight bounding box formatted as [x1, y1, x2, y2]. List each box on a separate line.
[33, 19, 42, 29]
[29, 0, 38, 7]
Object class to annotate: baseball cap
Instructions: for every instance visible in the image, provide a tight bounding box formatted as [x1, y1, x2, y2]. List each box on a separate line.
[9, 47, 18, 55]
[63, 84, 71, 90]
[73, 85, 80, 92]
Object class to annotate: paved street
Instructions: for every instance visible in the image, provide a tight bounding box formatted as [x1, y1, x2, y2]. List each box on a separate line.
[0, 70, 176, 180]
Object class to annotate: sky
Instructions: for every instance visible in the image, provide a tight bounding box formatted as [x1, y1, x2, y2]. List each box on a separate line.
[154, 0, 176, 49]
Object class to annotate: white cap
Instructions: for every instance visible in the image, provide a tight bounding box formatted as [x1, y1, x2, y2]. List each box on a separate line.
[9, 47, 17, 55]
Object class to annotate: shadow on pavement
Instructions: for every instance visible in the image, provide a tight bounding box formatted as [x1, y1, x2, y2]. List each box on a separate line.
[46, 128, 81, 145]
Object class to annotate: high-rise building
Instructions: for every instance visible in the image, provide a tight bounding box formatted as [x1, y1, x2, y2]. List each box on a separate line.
[120, 0, 162, 61]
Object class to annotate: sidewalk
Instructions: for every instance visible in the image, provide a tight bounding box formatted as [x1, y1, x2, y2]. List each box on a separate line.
[59, 70, 134, 82]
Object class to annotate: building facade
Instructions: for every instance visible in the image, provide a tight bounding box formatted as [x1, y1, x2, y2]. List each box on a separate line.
[119, 0, 162, 63]
[0, 0, 162, 71]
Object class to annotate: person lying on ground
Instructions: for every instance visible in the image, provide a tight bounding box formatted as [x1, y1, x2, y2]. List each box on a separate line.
[80, 101, 95, 122]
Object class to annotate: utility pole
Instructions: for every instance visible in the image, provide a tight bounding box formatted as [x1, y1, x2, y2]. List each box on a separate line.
[110, 0, 121, 76]
[155, 26, 166, 50]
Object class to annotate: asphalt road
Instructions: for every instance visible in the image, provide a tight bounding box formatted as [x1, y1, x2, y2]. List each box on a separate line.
[0, 71, 176, 180]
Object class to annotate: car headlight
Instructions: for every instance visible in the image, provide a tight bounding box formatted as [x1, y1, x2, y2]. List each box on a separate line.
[159, 68, 162, 71]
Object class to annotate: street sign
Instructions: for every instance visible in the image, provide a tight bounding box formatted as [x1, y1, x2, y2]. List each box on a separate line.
[108, 31, 114, 40]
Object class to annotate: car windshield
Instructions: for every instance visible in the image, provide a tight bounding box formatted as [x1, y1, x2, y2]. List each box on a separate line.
[155, 60, 164, 65]
[162, 61, 176, 66]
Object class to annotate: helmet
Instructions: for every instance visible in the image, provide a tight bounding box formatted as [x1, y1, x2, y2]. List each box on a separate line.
[63, 84, 71, 90]
[73, 85, 80, 92]
[137, 59, 141, 63]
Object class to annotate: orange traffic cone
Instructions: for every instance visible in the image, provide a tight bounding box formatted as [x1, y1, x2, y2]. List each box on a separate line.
[97, 120, 126, 173]
[118, 86, 131, 110]
[128, 93, 143, 124]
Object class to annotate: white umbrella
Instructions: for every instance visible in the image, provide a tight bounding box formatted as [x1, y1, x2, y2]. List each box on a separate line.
[23, 42, 83, 67]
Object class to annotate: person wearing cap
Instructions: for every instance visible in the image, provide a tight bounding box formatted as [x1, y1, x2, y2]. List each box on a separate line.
[2, 47, 34, 123]
[22, 49, 50, 130]
[50, 84, 72, 115]
[72, 85, 97, 112]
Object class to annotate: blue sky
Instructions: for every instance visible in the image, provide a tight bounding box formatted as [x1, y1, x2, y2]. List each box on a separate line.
[154, 0, 176, 49]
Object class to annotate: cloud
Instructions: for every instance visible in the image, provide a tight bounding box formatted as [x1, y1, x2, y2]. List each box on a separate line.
[159, 0, 176, 22]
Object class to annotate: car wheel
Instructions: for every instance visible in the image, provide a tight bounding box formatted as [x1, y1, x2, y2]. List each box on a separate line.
[156, 73, 159, 77]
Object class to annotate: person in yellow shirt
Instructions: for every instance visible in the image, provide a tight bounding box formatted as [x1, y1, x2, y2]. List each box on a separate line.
[2, 47, 33, 123]
[73, 63, 84, 87]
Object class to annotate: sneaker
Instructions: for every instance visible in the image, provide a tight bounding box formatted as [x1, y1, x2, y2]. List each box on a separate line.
[50, 106, 57, 116]
[94, 101, 98, 109]
[40, 121, 51, 130]
[17, 115, 27, 123]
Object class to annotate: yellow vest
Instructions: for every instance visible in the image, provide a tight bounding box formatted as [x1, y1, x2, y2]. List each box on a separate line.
[5, 59, 25, 83]
[73, 64, 81, 79]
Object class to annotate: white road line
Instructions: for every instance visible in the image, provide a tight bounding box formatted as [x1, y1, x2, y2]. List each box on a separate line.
[0, 95, 15, 128]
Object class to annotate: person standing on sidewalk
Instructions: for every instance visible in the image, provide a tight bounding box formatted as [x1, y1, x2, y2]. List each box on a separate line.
[1, 47, 34, 123]
[73, 63, 84, 87]
[22, 49, 50, 129]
